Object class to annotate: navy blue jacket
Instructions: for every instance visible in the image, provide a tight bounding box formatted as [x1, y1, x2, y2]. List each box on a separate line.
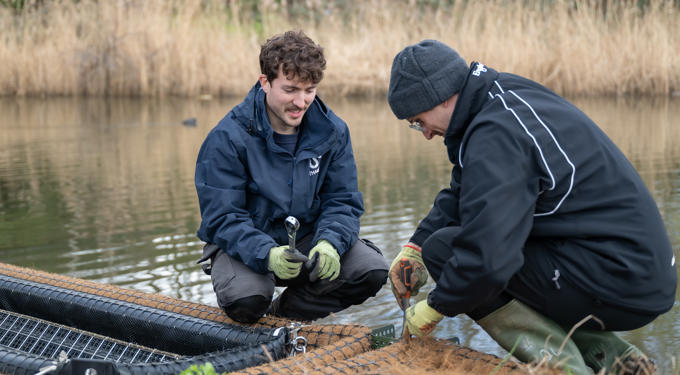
[415, 63, 677, 317]
[195, 82, 363, 274]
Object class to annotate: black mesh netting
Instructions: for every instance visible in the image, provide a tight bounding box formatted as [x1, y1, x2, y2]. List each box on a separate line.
[0, 274, 289, 374]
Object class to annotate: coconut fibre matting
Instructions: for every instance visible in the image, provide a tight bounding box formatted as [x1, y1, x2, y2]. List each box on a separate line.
[0, 263, 539, 374]
[232, 337, 558, 375]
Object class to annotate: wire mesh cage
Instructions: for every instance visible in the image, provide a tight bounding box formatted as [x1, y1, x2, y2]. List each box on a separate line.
[0, 309, 180, 363]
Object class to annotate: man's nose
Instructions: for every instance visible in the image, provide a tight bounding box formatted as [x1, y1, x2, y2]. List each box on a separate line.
[293, 92, 310, 108]
[423, 129, 434, 140]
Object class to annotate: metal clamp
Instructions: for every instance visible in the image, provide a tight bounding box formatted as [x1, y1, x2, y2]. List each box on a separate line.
[291, 336, 307, 355]
[35, 351, 69, 375]
[287, 322, 308, 356]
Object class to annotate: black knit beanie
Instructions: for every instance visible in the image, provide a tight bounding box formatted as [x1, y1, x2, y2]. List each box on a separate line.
[387, 40, 469, 120]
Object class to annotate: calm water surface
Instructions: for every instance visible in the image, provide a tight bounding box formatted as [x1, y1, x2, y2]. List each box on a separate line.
[1, 95, 678, 372]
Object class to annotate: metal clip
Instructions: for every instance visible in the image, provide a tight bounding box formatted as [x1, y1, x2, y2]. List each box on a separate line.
[291, 336, 307, 355]
[35, 351, 69, 375]
[288, 322, 301, 336]
[34, 365, 57, 375]
[287, 322, 308, 356]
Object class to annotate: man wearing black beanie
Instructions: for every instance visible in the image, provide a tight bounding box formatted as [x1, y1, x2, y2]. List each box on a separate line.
[387, 39, 676, 375]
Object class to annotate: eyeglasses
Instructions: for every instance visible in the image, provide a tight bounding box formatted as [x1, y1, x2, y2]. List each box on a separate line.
[408, 120, 424, 132]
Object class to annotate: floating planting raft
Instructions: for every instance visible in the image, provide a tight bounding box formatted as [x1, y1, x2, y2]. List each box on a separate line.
[0, 262, 534, 375]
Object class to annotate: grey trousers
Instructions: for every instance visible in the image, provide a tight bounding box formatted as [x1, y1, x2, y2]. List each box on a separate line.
[200, 235, 388, 321]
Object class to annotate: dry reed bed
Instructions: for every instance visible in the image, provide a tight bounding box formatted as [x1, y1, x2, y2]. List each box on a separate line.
[0, 0, 678, 97]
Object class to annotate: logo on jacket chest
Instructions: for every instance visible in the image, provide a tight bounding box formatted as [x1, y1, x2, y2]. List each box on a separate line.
[309, 155, 322, 176]
[472, 63, 487, 77]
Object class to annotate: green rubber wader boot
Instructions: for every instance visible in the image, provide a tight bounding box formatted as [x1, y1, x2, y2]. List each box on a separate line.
[477, 299, 590, 375]
[569, 329, 656, 374]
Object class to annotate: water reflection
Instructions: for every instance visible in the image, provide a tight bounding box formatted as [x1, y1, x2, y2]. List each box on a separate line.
[0, 95, 678, 371]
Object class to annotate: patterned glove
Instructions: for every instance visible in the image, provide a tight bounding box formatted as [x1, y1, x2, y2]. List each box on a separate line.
[405, 300, 444, 337]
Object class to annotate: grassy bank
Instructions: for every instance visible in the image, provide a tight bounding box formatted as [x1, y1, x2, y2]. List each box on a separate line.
[1, 0, 678, 97]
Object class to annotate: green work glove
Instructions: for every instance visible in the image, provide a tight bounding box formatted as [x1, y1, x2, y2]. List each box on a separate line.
[389, 243, 428, 310]
[309, 240, 341, 281]
[267, 245, 307, 280]
[405, 300, 444, 337]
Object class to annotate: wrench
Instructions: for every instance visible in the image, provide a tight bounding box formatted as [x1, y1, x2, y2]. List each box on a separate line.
[284, 216, 319, 281]
[284, 216, 301, 252]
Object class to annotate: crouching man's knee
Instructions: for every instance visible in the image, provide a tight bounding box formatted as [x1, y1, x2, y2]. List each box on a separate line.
[224, 295, 270, 324]
[365, 269, 388, 294]
[351, 269, 388, 303]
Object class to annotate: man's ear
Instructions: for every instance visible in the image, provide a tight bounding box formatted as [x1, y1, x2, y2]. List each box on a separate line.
[443, 93, 459, 109]
[258, 74, 269, 93]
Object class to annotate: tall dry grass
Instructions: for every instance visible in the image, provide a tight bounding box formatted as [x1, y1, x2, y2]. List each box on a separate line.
[0, 0, 678, 97]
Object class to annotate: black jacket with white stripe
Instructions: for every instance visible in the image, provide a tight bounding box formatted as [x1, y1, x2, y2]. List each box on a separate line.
[412, 63, 677, 317]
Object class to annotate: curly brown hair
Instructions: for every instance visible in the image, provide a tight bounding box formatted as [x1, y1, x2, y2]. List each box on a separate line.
[259, 30, 326, 84]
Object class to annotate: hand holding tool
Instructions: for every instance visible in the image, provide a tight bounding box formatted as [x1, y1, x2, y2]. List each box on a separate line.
[267, 245, 307, 279]
[284, 216, 319, 281]
[399, 259, 414, 301]
[389, 244, 428, 310]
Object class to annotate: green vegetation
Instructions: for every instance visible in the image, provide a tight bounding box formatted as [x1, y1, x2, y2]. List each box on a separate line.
[179, 362, 219, 375]
[0, 0, 26, 11]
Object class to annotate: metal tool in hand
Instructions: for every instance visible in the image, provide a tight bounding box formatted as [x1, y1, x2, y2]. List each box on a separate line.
[284, 216, 301, 252]
[284, 216, 319, 282]
[400, 258, 413, 342]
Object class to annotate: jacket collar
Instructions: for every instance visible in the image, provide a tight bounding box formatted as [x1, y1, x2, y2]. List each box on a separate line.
[443, 62, 498, 162]
[233, 82, 337, 155]
[445, 62, 499, 139]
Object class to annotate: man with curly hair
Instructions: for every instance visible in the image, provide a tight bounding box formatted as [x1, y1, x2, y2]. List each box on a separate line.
[195, 30, 388, 323]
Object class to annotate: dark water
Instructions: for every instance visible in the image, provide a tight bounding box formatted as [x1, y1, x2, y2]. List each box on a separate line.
[0, 95, 678, 372]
